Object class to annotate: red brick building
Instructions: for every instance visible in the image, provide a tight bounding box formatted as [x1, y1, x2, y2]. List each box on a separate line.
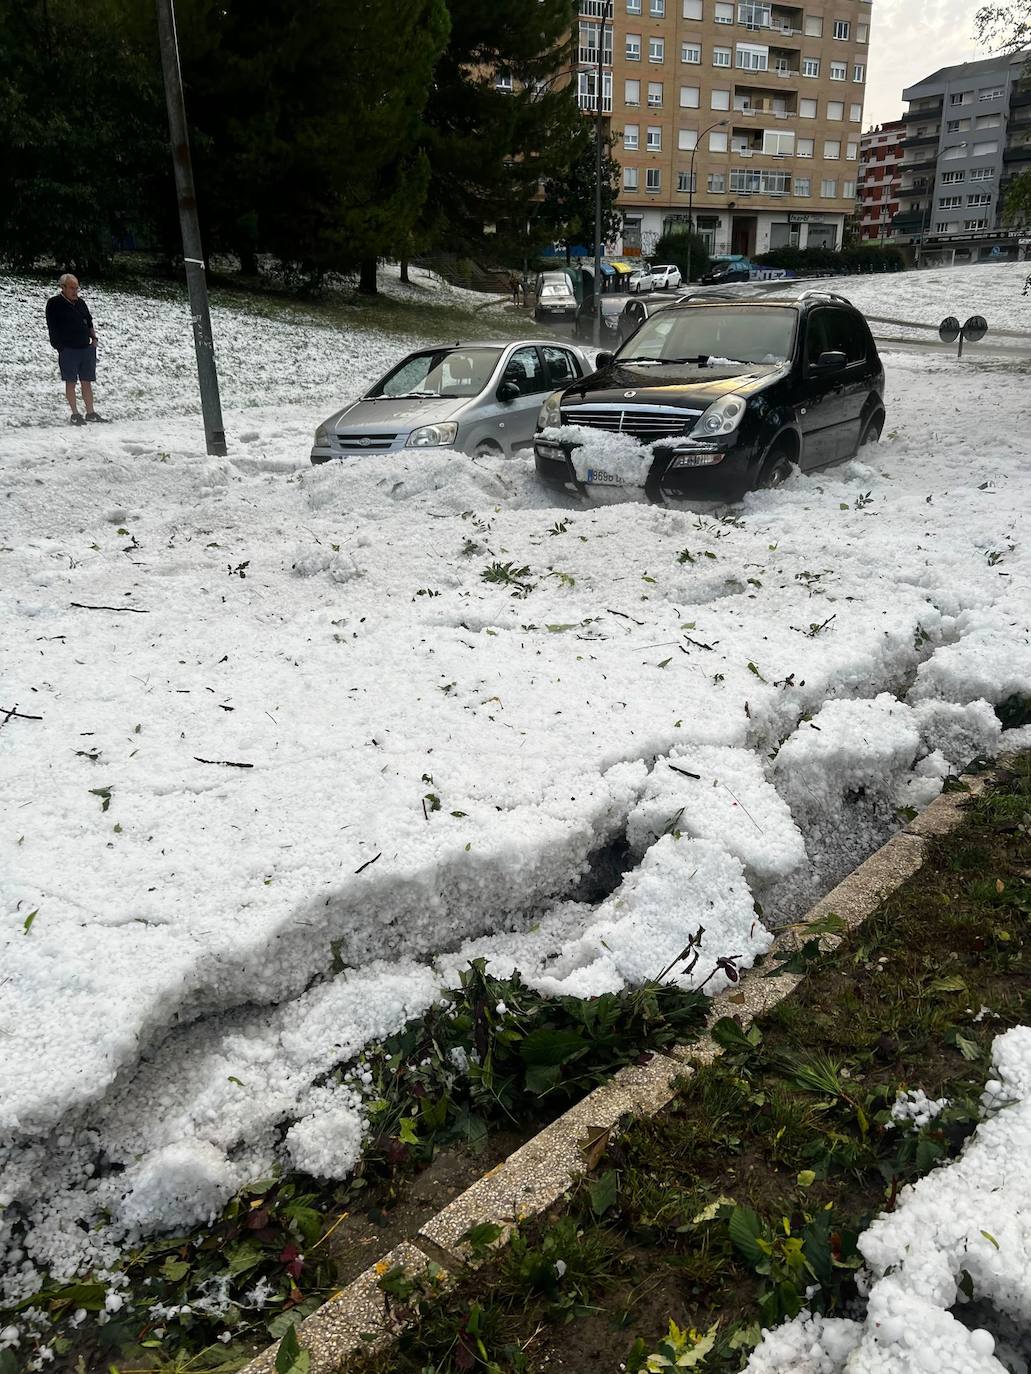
[858, 119, 903, 241]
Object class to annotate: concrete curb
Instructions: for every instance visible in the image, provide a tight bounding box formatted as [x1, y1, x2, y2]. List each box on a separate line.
[240, 773, 987, 1374]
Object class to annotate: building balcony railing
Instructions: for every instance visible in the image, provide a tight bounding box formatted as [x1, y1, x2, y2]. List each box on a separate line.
[900, 133, 939, 148]
[901, 100, 943, 121]
[578, 0, 610, 16]
[1009, 87, 1031, 109]
[891, 210, 930, 233]
[1003, 144, 1031, 163]
[901, 158, 937, 173]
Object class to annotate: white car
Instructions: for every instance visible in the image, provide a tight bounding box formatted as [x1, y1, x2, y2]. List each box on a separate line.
[628, 265, 657, 294]
[649, 263, 683, 290]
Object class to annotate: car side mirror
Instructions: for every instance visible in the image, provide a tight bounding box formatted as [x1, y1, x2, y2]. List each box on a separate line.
[497, 381, 520, 403]
[595, 351, 615, 369]
[812, 350, 847, 372]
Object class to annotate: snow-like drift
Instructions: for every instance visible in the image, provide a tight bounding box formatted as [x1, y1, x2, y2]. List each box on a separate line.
[2, 263, 1030, 1297]
[745, 1027, 1031, 1374]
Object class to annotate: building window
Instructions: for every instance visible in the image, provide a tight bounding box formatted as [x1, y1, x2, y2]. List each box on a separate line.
[967, 192, 992, 206]
[696, 213, 720, 249]
[942, 144, 966, 160]
[829, 61, 846, 81]
[649, 36, 665, 61]
[577, 70, 613, 112]
[969, 166, 993, 181]
[625, 79, 641, 105]
[978, 86, 1004, 101]
[714, 0, 734, 21]
[935, 221, 953, 233]
[938, 196, 961, 208]
[832, 19, 850, 39]
[738, 1, 771, 26]
[680, 84, 700, 107]
[976, 113, 1002, 128]
[682, 42, 701, 62]
[623, 215, 643, 248]
[949, 91, 972, 105]
[794, 176, 811, 196]
[946, 119, 968, 133]
[683, 0, 703, 18]
[804, 14, 822, 35]
[736, 43, 769, 70]
[646, 168, 662, 191]
[677, 171, 697, 192]
[964, 218, 989, 230]
[802, 56, 820, 77]
[797, 137, 814, 157]
[972, 140, 999, 156]
[709, 128, 729, 150]
[627, 0, 642, 10]
[623, 123, 640, 150]
[849, 103, 862, 122]
[846, 141, 858, 159]
[647, 80, 664, 105]
[820, 178, 837, 196]
[711, 87, 730, 109]
[650, 0, 665, 13]
[647, 125, 662, 149]
[843, 180, 855, 198]
[578, 22, 613, 65]
[853, 63, 865, 82]
[626, 33, 641, 60]
[940, 170, 964, 184]
[713, 46, 731, 65]
[827, 100, 844, 120]
[857, 22, 868, 42]
[729, 168, 790, 192]
[823, 139, 841, 159]
[678, 127, 698, 149]
[495, 73, 513, 91]
[708, 171, 726, 191]
[800, 97, 817, 118]
[624, 167, 640, 190]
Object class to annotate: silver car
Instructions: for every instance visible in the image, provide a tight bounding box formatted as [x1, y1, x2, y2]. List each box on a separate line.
[310, 340, 590, 463]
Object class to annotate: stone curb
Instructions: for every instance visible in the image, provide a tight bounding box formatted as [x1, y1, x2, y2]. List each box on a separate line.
[240, 772, 987, 1374]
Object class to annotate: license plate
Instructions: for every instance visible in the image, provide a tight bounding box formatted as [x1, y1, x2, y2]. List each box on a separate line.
[586, 467, 623, 486]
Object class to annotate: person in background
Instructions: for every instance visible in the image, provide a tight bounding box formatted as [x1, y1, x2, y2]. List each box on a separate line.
[45, 274, 106, 425]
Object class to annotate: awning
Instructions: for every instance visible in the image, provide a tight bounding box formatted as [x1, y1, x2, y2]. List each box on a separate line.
[610, 261, 633, 274]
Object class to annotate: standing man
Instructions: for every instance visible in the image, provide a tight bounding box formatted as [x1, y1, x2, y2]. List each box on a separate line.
[45, 274, 105, 425]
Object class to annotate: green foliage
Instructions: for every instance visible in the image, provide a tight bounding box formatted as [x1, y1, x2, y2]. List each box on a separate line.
[542, 137, 624, 258]
[754, 244, 905, 274]
[653, 230, 710, 283]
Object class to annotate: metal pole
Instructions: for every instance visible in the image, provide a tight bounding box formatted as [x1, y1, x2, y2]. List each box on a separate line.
[155, 0, 227, 456]
[593, 0, 612, 348]
[687, 146, 696, 286]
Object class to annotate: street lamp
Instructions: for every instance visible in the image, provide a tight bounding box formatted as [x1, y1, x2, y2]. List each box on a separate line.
[594, 0, 614, 347]
[687, 118, 729, 285]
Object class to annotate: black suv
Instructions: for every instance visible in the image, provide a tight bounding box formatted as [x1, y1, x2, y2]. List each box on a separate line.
[534, 292, 885, 503]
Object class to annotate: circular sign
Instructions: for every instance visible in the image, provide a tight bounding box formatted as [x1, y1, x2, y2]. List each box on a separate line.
[939, 316, 960, 344]
[963, 315, 988, 343]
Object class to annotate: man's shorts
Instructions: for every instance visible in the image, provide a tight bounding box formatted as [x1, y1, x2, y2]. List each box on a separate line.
[58, 346, 97, 383]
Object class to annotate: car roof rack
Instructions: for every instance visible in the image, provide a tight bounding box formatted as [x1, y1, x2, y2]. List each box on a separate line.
[792, 289, 854, 306]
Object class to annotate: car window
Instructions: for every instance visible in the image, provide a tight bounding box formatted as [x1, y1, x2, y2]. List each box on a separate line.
[619, 306, 796, 365]
[371, 348, 502, 399]
[805, 311, 833, 365]
[543, 346, 580, 386]
[824, 308, 867, 363]
[501, 346, 548, 396]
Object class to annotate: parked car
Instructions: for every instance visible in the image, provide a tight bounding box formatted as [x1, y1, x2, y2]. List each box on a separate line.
[534, 271, 577, 321]
[648, 264, 683, 290]
[618, 291, 684, 344]
[533, 290, 885, 503]
[574, 294, 625, 340]
[628, 264, 657, 294]
[310, 340, 590, 463]
[701, 255, 755, 285]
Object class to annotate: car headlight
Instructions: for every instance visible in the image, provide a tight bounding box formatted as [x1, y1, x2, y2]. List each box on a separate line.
[314, 424, 334, 448]
[406, 422, 459, 448]
[690, 394, 747, 438]
[537, 390, 564, 431]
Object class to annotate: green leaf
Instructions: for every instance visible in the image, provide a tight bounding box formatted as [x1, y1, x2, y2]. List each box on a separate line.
[22, 909, 37, 935]
[398, 1117, 419, 1145]
[227, 1240, 265, 1276]
[710, 1017, 762, 1056]
[589, 1170, 618, 1218]
[796, 1169, 816, 1189]
[946, 1028, 981, 1061]
[518, 1027, 586, 1067]
[89, 786, 113, 812]
[460, 1221, 504, 1254]
[980, 1229, 1000, 1250]
[41, 1282, 107, 1312]
[728, 1206, 765, 1266]
[161, 1258, 190, 1283]
[275, 1323, 310, 1374]
[268, 1312, 302, 1342]
[929, 974, 967, 994]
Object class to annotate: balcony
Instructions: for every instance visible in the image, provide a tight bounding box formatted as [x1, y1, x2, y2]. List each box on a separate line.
[902, 157, 937, 173]
[900, 132, 939, 148]
[1009, 86, 1031, 110]
[892, 210, 929, 234]
[578, 0, 610, 14]
[901, 99, 943, 122]
[1003, 143, 1031, 163]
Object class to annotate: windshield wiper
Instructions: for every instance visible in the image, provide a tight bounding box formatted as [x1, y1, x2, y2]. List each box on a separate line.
[618, 355, 755, 368]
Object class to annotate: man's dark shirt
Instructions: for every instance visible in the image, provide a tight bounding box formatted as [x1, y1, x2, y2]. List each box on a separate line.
[46, 294, 94, 350]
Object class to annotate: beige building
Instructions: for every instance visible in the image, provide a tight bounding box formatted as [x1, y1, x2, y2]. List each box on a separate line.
[575, 0, 871, 258]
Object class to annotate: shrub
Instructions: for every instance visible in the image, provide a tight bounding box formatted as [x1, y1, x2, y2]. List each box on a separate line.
[653, 229, 710, 282]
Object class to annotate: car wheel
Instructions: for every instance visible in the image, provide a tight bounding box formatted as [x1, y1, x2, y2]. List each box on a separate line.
[474, 440, 504, 459]
[756, 444, 794, 490]
[860, 411, 885, 447]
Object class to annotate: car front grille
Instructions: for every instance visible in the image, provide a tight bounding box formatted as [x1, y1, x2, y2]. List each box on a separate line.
[336, 433, 398, 450]
[560, 405, 702, 441]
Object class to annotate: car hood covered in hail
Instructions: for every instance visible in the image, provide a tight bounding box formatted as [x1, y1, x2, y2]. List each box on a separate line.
[319, 393, 468, 434]
[561, 358, 786, 411]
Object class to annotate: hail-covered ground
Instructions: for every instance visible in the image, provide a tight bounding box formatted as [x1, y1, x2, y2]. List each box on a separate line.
[2, 263, 1031, 1343]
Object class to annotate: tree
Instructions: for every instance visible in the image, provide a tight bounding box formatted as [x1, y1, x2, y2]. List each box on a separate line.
[974, 7, 1031, 241]
[542, 136, 623, 262]
[652, 229, 710, 282]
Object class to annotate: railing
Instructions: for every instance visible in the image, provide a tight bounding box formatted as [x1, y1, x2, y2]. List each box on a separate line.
[578, 0, 609, 15]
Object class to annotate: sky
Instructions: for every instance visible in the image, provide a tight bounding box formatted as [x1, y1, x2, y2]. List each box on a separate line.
[864, 0, 984, 127]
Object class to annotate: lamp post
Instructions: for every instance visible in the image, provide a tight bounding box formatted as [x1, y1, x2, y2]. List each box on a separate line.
[155, 0, 226, 456]
[686, 118, 729, 286]
[594, 0, 614, 346]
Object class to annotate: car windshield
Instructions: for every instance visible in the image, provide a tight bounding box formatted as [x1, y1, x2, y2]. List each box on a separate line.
[542, 284, 570, 297]
[369, 348, 502, 399]
[618, 306, 796, 366]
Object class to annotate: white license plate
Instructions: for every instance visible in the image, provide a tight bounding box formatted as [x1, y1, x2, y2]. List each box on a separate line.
[586, 467, 623, 486]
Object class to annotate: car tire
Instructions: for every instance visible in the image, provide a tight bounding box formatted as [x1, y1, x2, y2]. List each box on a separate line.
[756, 443, 794, 490]
[474, 440, 504, 459]
[860, 410, 885, 447]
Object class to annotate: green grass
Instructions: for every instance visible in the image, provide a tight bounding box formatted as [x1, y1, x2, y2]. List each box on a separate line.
[342, 754, 1031, 1374]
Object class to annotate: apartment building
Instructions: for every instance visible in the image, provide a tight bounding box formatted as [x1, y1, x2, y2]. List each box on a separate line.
[575, 0, 871, 259]
[892, 52, 1031, 266]
[857, 120, 903, 241]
